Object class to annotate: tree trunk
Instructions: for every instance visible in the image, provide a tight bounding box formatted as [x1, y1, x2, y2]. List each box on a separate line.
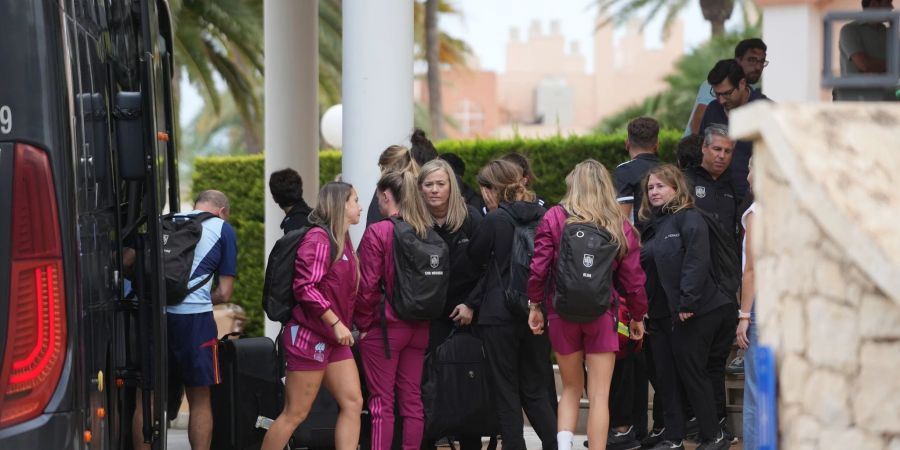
[425, 0, 445, 139]
[699, 0, 734, 36]
[710, 18, 725, 36]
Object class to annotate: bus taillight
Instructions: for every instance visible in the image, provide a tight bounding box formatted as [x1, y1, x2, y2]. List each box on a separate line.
[0, 144, 67, 428]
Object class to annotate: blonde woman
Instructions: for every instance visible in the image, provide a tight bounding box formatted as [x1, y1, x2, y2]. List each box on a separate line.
[465, 159, 557, 450]
[418, 159, 485, 449]
[366, 145, 420, 226]
[355, 170, 436, 450]
[526, 159, 647, 450]
[637, 164, 734, 450]
[261, 182, 364, 450]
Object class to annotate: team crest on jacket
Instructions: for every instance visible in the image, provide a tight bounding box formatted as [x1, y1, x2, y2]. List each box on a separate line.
[695, 186, 707, 198]
[429, 255, 440, 269]
[583, 254, 594, 268]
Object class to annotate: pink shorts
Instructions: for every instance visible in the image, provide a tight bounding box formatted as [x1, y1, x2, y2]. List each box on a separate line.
[283, 324, 353, 371]
[548, 311, 619, 355]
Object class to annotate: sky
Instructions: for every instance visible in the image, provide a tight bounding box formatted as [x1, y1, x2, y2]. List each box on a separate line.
[180, 1, 750, 126]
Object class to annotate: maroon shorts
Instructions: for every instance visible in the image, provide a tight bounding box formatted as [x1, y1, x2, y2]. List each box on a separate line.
[282, 324, 353, 371]
[548, 311, 619, 355]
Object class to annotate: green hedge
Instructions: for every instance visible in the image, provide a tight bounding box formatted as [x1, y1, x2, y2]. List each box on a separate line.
[192, 155, 266, 337]
[435, 131, 680, 204]
[192, 131, 679, 336]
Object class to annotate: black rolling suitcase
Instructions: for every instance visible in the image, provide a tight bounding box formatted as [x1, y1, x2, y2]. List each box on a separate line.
[211, 334, 283, 450]
[289, 333, 369, 449]
[289, 387, 340, 449]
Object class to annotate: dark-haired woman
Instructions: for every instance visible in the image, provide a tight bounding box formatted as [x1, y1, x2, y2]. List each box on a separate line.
[638, 165, 735, 450]
[261, 182, 364, 450]
[465, 160, 557, 450]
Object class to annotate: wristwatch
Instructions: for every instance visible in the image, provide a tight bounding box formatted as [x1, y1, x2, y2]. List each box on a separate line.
[528, 300, 542, 310]
[738, 310, 751, 320]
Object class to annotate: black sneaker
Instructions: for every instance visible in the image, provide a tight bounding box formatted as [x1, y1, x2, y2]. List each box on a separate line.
[696, 431, 730, 450]
[719, 417, 738, 445]
[606, 426, 641, 450]
[726, 355, 745, 375]
[684, 417, 699, 442]
[640, 427, 665, 447]
[645, 440, 684, 450]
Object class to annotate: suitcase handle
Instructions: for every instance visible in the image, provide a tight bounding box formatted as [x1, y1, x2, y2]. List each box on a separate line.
[220, 331, 242, 341]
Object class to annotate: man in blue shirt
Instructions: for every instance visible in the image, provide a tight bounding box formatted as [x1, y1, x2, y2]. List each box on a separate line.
[133, 190, 238, 450]
[684, 39, 769, 137]
[699, 59, 770, 198]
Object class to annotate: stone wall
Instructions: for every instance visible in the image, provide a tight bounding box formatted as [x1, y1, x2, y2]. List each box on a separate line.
[732, 103, 900, 449]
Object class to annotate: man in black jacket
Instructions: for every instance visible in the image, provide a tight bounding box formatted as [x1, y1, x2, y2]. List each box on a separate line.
[269, 168, 313, 233]
[684, 124, 741, 248]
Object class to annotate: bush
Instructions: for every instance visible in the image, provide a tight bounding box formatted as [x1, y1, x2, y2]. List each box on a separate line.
[192, 155, 266, 337]
[193, 133, 680, 336]
[435, 131, 679, 203]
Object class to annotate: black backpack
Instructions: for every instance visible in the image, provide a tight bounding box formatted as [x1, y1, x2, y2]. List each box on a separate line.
[388, 217, 450, 321]
[161, 212, 217, 306]
[494, 205, 542, 319]
[553, 219, 619, 323]
[695, 210, 741, 301]
[262, 226, 336, 323]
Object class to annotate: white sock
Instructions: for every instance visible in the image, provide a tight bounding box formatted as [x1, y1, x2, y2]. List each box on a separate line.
[557, 430, 574, 450]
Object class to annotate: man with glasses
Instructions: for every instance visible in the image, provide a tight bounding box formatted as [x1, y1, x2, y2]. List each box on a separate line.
[698, 59, 770, 198]
[684, 39, 770, 137]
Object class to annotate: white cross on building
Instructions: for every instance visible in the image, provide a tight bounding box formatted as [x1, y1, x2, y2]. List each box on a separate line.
[454, 98, 485, 135]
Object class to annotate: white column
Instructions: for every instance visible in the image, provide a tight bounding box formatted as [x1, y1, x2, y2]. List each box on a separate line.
[263, 0, 319, 340]
[762, 4, 823, 102]
[342, 0, 415, 244]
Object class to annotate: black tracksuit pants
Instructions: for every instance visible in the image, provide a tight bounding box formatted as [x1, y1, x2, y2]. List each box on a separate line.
[608, 342, 650, 438]
[643, 335, 665, 431]
[481, 323, 557, 450]
[671, 303, 736, 442]
[646, 317, 685, 442]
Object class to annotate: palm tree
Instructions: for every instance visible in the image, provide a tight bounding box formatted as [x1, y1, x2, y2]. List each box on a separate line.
[424, 0, 445, 139]
[594, 0, 756, 37]
[415, 0, 473, 140]
[318, 0, 343, 111]
[173, 0, 343, 154]
[171, 0, 265, 152]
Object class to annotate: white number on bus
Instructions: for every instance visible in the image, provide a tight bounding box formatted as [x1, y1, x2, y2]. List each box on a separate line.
[0, 106, 11, 134]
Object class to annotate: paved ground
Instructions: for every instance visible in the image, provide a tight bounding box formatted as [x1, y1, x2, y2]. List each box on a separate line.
[166, 427, 743, 449]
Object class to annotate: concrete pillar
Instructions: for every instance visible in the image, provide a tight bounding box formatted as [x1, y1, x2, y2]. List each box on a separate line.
[342, 0, 415, 244]
[760, 3, 823, 101]
[263, 0, 318, 339]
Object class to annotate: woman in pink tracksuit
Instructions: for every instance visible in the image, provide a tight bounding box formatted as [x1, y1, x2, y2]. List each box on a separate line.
[262, 182, 364, 450]
[526, 160, 648, 450]
[356, 169, 435, 450]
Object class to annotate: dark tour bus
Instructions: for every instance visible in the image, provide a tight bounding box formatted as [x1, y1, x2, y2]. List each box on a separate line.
[0, 0, 179, 448]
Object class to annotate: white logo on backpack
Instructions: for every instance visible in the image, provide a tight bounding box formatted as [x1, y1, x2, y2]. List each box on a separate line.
[163, 234, 169, 246]
[583, 254, 594, 268]
[430, 255, 440, 269]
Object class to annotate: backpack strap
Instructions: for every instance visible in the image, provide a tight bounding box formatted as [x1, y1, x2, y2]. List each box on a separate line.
[380, 219, 401, 360]
[379, 280, 391, 360]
